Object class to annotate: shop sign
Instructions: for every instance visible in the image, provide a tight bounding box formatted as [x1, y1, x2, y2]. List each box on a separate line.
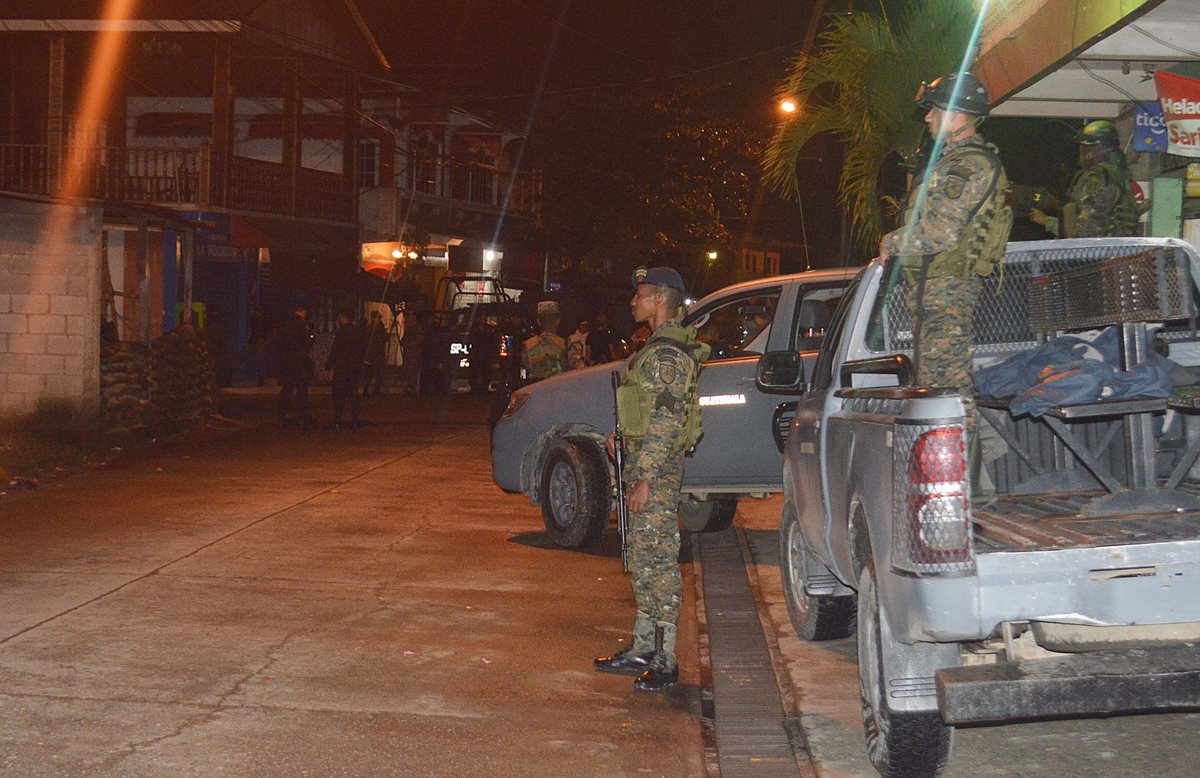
[1188, 164, 1200, 199]
[1134, 103, 1167, 153]
[1156, 70, 1200, 158]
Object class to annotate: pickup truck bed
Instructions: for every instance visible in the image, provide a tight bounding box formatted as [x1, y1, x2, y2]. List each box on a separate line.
[974, 492, 1200, 552]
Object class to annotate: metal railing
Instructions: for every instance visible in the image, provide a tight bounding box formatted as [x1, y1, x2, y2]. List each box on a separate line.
[400, 155, 541, 218]
[0, 143, 356, 220]
[0, 144, 49, 195]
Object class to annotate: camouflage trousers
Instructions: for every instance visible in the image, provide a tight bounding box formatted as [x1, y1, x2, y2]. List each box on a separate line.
[908, 275, 981, 411]
[909, 274, 1007, 501]
[624, 456, 684, 653]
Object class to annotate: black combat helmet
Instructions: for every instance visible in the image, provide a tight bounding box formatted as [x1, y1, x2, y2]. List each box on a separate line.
[915, 72, 991, 117]
[1079, 119, 1120, 148]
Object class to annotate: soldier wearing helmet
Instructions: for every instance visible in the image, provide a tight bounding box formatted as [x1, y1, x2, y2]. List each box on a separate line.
[1031, 119, 1138, 238]
[879, 71, 1012, 503]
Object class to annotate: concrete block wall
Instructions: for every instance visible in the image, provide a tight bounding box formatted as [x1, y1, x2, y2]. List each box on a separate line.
[0, 198, 103, 424]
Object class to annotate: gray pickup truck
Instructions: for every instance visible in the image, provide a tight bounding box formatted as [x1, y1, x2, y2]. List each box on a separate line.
[775, 238, 1200, 777]
[491, 267, 855, 547]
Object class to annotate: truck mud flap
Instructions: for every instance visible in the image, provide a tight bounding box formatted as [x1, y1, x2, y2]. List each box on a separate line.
[937, 645, 1200, 725]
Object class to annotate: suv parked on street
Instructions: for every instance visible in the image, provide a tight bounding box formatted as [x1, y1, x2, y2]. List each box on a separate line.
[491, 268, 857, 546]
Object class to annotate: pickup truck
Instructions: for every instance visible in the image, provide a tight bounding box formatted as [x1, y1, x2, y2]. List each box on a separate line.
[491, 267, 856, 547]
[775, 237, 1200, 777]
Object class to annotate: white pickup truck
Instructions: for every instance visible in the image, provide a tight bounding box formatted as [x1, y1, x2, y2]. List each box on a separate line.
[775, 238, 1200, 777]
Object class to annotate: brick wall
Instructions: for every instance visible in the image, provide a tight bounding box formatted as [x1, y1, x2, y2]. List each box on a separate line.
[0, 198, 102, 424]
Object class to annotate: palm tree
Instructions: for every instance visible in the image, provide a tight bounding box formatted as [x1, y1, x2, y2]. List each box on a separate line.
[763, 0, 978, 250]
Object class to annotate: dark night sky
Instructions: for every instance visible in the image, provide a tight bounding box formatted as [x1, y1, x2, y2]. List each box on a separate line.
[357, 1, 820, 119]
[356, 0, 847, 266]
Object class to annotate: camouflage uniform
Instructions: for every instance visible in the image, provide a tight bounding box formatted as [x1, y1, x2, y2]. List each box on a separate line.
[1062, 150, 1138, 238]
[620, 317, 705, 668]
[521, 332, 566, 380]
[881, 135, 1009, 400]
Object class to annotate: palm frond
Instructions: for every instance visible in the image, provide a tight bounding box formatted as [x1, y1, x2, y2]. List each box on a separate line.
[763, 0, 978, 250]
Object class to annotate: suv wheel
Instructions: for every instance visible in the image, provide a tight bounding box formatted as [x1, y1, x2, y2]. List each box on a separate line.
[539, 438, 609, 548]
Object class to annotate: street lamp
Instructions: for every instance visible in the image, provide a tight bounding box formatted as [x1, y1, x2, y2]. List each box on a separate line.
[706, 250, 719, 262]
[779, 98, 798, 114]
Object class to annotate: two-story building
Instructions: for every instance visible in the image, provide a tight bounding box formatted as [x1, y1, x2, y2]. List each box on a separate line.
[0, 0, 387, 417]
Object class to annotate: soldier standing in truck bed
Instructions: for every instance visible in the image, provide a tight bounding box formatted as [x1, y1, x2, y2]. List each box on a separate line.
[879, 71, 1013, 503]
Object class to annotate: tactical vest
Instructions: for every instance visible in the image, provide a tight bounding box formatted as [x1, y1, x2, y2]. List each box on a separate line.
[1078, 156, 1138, 237]
[617, 322, 710, 454]
[902, 142, 1012, 282]
[523, 334, 565, 379]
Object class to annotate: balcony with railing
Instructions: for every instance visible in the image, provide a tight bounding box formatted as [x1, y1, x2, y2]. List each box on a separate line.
[0, 143, 353, 222]
[396, 154, 541, 220]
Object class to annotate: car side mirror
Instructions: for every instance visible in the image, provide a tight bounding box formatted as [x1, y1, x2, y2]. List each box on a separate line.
[757, 350, 805, 392]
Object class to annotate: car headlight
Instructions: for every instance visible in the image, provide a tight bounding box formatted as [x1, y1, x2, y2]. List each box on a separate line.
[501, 390, 531, 419]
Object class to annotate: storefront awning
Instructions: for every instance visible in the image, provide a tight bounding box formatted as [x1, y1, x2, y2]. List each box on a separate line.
[977, 0, 1199, 118]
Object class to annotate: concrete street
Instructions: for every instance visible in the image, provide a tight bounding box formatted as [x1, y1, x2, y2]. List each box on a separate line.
[8, 385, 1200, 777]
[0, 390, 703, 777]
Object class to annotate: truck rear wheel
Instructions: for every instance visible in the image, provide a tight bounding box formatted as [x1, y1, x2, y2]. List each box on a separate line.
[539, 438, 609, 548]
[678, 495, 737, 533]
[780, 506, 855, 640]
[857, 562, 952, 778]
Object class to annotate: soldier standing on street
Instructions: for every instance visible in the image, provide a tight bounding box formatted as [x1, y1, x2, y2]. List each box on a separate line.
[521, 301, 567, 381]
[1031, 119, 1138, 238]
[324, 309, 366, 430]
[275, 304, 315, 429]
[880, 72, 1012, 502]
[594, 266, 709, 692]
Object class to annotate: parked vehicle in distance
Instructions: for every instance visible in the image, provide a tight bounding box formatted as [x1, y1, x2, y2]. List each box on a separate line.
[777, 238, 1200, 777]
[422, 274, 533, 394]
[491, 267, 857, 547]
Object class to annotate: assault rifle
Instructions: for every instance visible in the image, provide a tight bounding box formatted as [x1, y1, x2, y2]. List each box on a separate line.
[611, 370, 630, 571]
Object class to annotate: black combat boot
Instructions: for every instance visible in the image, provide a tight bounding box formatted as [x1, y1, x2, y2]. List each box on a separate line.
[595, 613, 654, 675]
[593, 644, 653, 675]
[633, 624, 678, 692]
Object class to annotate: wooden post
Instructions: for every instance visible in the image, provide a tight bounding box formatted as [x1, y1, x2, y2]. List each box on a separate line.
[47, 34, 65, 194]
[147, 227, 164, 340]
[211, 38, 234, 208]
[122, 229, 142, 342]
[343, 73, 359, 220]
[282, 59, 301, 217]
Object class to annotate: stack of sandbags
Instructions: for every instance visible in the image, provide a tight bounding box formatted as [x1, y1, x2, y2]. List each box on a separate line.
[99, 341, 151, 433]
[150, 324, 216, 433]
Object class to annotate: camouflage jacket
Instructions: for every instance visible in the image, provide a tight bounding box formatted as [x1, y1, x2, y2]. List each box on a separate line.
[882, 136, 1005, 261]
[522, 332, 566, 379]
[621, 318, 706, 482]
[1064, 152, 1138, 238]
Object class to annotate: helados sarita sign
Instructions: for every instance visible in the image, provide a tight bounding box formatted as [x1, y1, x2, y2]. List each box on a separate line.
[1156, 70, 1200, 158]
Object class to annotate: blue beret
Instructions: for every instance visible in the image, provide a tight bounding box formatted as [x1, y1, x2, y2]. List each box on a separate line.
[632, 266, 685, 292]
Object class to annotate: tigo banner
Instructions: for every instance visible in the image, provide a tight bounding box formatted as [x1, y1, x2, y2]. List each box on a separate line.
[1156, 70, 1200, 157]
[1134, 103, 1167, 153]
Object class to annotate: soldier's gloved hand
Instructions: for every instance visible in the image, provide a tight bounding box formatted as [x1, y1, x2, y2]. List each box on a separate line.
[606, 432, 616, 459]
[627, 479, 649, 514]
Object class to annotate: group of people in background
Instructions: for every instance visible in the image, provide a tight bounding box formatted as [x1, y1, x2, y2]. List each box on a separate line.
[271, 304, 422, 430]
[522, 306, 640, 383]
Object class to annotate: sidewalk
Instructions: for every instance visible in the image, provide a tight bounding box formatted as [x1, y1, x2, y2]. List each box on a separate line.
[0, 389, 706, 776]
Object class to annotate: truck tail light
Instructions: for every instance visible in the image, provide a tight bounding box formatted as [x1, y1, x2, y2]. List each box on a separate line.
[893, 423, 975, 575]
